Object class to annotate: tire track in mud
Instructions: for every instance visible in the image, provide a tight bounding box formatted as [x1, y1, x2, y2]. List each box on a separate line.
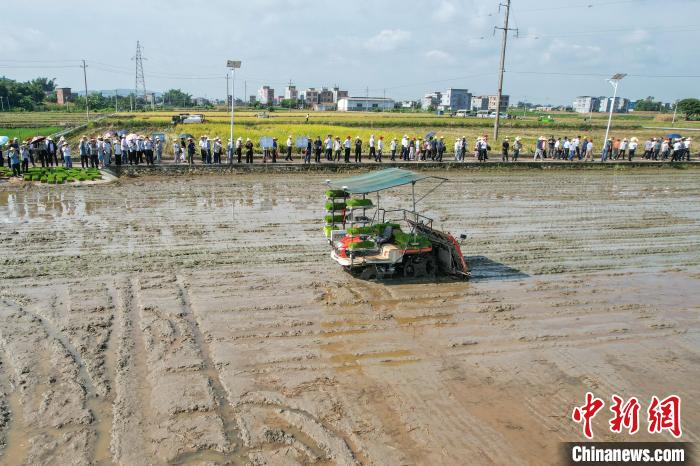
[111, 278, 153, 465]
[0, 297, 94, 465]
[170, 274, 246, 464]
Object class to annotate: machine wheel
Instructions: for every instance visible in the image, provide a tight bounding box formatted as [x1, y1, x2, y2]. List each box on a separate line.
[425, 256, 436, 277]
[360, 266, 378, 280]
[403, 257, 416, 278]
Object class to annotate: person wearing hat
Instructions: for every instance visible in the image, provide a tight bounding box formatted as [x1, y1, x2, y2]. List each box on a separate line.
[212, 137, 222, 164]
[513, 137, 522, 162]
[354, 136, 362, 163]
[434, 136, 443, 162]
[79, 136, 89, 168]
[333, 136, 342, 162]
[501, 137, 510, 162]
[8, 146, 21, 177]
[672, 138, 682, 162]
[236, 137, 243, 163]
[652, 138, 661, 160]
[627, 137, 638, 161]
[534, 136, 545, 161]
[401, 134, 409, 160]
[154, 136, 163, 164]
[173, 139, 182, 164]
[271, 137, 278, 163]
[62, 141, 72, 169]
[286, 135, 293, 162]
[187, 137, 196, 165]
[343, 136, 351, 163]
[245, 137, 254, 164]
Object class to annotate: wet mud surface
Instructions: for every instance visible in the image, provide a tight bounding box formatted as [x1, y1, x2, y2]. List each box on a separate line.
[0, 170, 698, 465]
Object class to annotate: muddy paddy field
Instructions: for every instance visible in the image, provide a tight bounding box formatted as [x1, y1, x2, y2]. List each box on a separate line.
[0, 168, 698, 465]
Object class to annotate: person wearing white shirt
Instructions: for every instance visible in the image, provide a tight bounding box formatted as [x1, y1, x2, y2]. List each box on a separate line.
[120, 137, 129, 165]
[324, 135, 332, 161]
[454, 138, 461, 161]
[390, 138, 397, 160]
[368, 135, 376, 161]
[113, 137, 122, 166]
[683, 138, 692, 161]
[333, 137, 341, 161]
[103, 138, 112, 166]
[285, 136, 293, 161]
[401, 135, 409, 160]
[672, 140, 682, 161]
[627, 139, 638, 161]
[343, 136, 351, 163]
[173, 141, 181, 164]
[376, 136, 384, 162]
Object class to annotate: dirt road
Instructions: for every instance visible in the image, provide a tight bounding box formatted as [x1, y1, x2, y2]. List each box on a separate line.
[0, 170, 698, 465]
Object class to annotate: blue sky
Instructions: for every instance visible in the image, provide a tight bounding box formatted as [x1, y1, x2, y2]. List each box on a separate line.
[2, 0, 698, 104]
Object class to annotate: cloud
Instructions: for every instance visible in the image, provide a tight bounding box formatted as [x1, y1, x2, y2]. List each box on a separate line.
[621, 29, 650, 45]
[432, 1, 457, 22]
[425, 49, 455, 64]
[365, 29, 411, 52]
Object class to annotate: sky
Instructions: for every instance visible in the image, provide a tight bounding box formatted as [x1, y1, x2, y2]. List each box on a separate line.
[2, 0, 699, 105]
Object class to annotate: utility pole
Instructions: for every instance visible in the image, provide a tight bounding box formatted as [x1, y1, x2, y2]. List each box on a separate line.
[81, 60, 89, 121]
[227, 60, 242, 159]
[603, 74, 627, 146]
[115, 90, 118, 113]
[366, 86, 369, 112]
[672, 99, 678, 127]
[493, 0, 517, 140]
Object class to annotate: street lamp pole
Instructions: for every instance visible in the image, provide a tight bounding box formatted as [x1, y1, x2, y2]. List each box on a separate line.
[603, 73, 627, 146]
[226, 60, 242, 155]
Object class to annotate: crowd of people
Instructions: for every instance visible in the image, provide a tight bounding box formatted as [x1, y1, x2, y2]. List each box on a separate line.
[1, 132, 694, 177]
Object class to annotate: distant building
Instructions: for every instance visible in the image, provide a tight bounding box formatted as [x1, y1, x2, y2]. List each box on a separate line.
[573, 96, 601, 113]
[56, 87, 72, 105]
[284, 85, 298, 101]
[194, 97, 210, 106]
[599, 96, 629, 113]
[401, 100, 417, 109]
[421, 91, 442, 110]
[337, 97, 395, 112]
[302, 88, 320, 107]
[257, 86, 274, 105]
[440, 88, 471, 112]
[332, 87, 348, 103]
[471, 95, 489, 111]
[488, 95, 509, 112]
[313, 103, 336, 111]
[318, 87, 334, 104]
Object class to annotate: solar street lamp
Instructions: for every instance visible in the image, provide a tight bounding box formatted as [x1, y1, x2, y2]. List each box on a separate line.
[226, 60, 242, 152]
[603, 73, 627, 146]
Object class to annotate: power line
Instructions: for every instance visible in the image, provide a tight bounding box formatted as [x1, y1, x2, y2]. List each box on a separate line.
[132, 41, 147, 99]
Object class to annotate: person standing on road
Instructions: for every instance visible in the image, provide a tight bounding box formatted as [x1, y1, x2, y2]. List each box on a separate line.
[643, 138, 653, 159]
[20, 144, 30, 173]
[89, 138, 99, 168]
[324, 135, 333, 161]
[79, 136, 89, 168]
[652, 138, 661, 160]
[354, 136, 362, 163]
[501, 138, 510, 162]
[344, 136, 351, 163]
[672, 139, 682, 161]
[245, 138, 254, 163]
[368, 135, 376, 161]
[113, 137, 122, 166]
[534, 137, 545, 161]
[684, 137, 692, 161]
[627, 138, 637, 161]
[104, 137, 113, 166]
[8, 146, 21, 176]
[454, 138, 462, 161]
[312, 136, 321, 163]
[601, 138, 611, 163]
[436, 136, 445, 162]
[187, 137, 196, 165]
[547, 136, 555, 158]
[513, 137, 522, 161]
[390, 138, 397, 161]
[401, 134, 409, 160]
[62, 142, 72, 168]
[236, 137, 243, 163]
[333, 136, 342, 162]
[143, 136, 153, 165]
[173, 140, 181, 164]
[47, 137, 57, 166]
[155, 137, 163, 164]
[618, 138, 628, 160]
[120, 137, 128, 165]
[212, 137, 222, 164]
[585, 139, 593, 161]
[376, 136, 384, 162]
[286, 135, 293, 161]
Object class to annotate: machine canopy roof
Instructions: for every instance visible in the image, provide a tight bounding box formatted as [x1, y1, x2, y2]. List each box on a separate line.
[327, 168, 445, 194]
